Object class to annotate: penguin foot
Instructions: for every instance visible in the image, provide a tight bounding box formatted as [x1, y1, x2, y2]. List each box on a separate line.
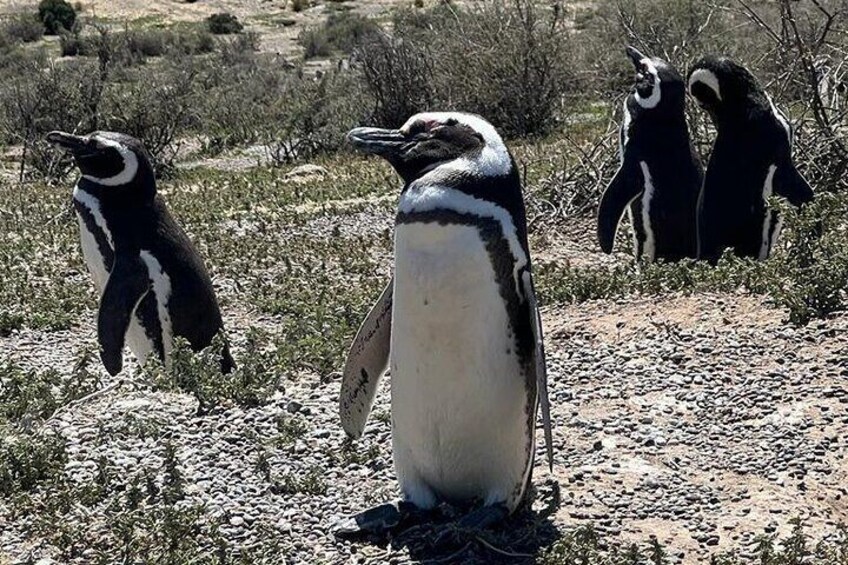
[332, 501, 421, 538]
[456, 503, 509, 530]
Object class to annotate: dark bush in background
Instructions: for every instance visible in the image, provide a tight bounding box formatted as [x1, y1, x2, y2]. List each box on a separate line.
[38, 0, 76, 35]
[207, 13, 243, 35]
[353, 1, 574, 137]
[355, 31, 434, 128]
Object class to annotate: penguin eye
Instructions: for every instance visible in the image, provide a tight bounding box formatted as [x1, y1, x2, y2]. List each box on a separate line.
[445, 118, 459, 126]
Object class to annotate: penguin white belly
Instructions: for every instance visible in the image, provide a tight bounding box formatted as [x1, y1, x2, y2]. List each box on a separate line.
[391, 222, 530, 510]
[74, 207, 156, 367]
[76, 213, 110, 291]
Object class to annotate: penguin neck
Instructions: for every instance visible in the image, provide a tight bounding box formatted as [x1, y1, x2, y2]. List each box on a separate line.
[76, 175, 156, 206]
[401, 165, 529, 249]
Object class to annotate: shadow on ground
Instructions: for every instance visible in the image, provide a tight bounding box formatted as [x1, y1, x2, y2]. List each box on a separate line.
[346, 480, 563, 564]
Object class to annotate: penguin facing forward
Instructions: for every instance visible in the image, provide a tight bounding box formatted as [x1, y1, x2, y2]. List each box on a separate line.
[46, 131, 234, 375]
[688, 57, 814, 263]
[598, 46, 703, 261]
[336, 112, 553, 533]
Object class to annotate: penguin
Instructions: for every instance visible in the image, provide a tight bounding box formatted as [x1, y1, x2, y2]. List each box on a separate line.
[688, 57, 814, 263]
[336, 112, 553, 533]
[598, 46, 703, 261]
[46, 131, 234, 376]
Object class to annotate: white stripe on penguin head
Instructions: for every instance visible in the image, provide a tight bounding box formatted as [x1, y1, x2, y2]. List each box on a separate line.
[401, 112, 513, 180]
[82, 135, 140, 187]
[635, 59, 661, 109]
[765, 92, 793, 146]
[688, 68, 723, 102]
[620, 97, 632, 161]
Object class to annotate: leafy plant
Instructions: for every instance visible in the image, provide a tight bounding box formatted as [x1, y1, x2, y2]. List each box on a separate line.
[38, 0, 76, 35]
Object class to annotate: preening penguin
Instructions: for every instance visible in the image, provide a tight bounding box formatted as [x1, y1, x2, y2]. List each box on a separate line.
[688, 57, 814, 263]
[46, 131, 234, 376]
[598, 46, 703, 261]
[337, 112, 553, 533]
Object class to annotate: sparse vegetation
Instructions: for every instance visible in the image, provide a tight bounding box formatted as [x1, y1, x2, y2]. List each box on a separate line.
[4, 13, 45, 43]
[299, 12, 379, 58]
[1, 0, 848, 561]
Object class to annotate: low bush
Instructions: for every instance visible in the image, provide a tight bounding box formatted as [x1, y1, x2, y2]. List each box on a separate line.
[207, 12, 243, 35]
[299, 12, 379, 59]
[38, 0, 76, 35]
[354, 0, 574, 136]
[149, 333, 279, 414]
[4, 13, 44, 43]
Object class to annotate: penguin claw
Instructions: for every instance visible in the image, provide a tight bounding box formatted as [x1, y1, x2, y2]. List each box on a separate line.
[455, 503, 509, 531]
[331, 502, 408, 537]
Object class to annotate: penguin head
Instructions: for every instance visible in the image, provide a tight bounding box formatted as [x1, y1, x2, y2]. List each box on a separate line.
[46, 131, 154, 191]
[625, 46, 685, 114]
[347, 112, 512, 184]
[687, 57, 767, 124]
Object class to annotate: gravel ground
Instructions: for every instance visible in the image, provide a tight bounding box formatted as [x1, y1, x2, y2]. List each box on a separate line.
[2, 213, 848, 563]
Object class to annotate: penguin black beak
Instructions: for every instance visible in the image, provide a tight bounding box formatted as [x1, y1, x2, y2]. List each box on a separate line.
[45, 131, 96, 156]
[347, 127, 409, 157]
[625, 45, 647, 70]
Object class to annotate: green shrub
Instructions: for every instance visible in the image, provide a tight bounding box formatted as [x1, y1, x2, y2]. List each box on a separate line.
[149, 333, 278, 414]
[207, 12, 243, 35]
[38, 0, 76, 35]
[772, 194, 848, 325]
[0, 432, 67, 495]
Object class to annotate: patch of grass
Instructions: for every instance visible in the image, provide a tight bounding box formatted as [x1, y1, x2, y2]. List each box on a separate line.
[270, 466, 327, 495]
[0, 431, 66, 496]
[326, 440, 380, 466]
[10, 441, 232, 562]
[542, 521, 848, 564]
[149, 332, 279, 414]
[537, 192, 848, 326]
[4, 13, 45, 43]
[0, 181, 93, 332]
[299, 12, 379, 59]
[274, 414, 308, 447]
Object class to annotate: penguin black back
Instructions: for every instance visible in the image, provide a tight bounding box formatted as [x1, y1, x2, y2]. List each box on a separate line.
[598, 47, 702, 262]
[688, 57, 814, 263]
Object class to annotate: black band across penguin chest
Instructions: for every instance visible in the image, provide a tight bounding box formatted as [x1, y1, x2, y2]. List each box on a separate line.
[395, 208, 535, 366]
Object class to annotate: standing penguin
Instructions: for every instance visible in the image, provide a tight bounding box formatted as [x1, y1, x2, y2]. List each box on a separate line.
[688, 57, 814, 263]
[598, 46, 703, 261]
[46, 131, 234, 375]
[336, 112, 553, 533]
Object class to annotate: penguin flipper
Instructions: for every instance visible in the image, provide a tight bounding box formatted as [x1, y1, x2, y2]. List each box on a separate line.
[775, 158, 814, 207]
[597, 163, 642, 253]
[340, 279, 393, 439]
[98, 254, 151, 376]
[523, 272, 553, 471]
